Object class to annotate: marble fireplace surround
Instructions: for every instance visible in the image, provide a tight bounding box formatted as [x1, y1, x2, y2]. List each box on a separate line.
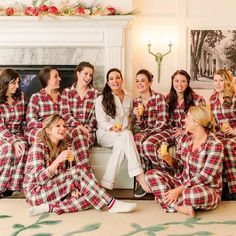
[0, 15, 134, 91]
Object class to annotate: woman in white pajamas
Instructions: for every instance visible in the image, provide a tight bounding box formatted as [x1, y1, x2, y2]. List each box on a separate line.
[95, 68, 151, 193]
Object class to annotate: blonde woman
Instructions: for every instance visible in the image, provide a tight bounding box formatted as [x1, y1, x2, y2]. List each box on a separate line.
[146, 106, 223, 216]
[23, 114, 136, 216]
[210, 68, 236, 200]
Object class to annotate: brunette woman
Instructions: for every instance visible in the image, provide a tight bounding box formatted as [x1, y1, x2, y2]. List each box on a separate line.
[0, 68, 28, 196]
[25, 66, 61, 145]
[60, 62, 98, 167]
[95, 68, 151, 193]
[210, 68, 236, 200]
[166, 70, 205, 141]
[132, 69, 172, 197]
[146, 106, 223, 216]
[23, 114, 136, 216]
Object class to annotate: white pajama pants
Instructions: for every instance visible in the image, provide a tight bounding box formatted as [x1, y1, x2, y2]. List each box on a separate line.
[96, 129, 144, 189]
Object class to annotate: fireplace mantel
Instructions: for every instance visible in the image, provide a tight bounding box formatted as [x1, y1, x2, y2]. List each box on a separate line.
[0, 16, 134, 81]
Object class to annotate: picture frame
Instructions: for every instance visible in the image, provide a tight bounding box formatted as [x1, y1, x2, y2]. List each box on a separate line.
[189, 29, 236, 89]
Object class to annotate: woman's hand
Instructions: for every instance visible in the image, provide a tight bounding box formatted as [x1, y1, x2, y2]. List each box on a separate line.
[77, 125, 89, 136]
[55, 149, 70, 165]
[110, 125, 123, 132]
[164, 185, 184, 205]
[173, 128, 185, 138]
[13, 141, 24, 157]
[161, 153, 173, 167]
[224, 126, 236, 136]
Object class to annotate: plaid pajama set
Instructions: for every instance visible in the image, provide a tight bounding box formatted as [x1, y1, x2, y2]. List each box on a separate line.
[60, 85, 99, 167]
[210, 92, 236, 193]
[0, 92, 28, 193]
[133, 91, 173, 171]
[23, 142, 112, 215]
[25, 89, 61, 145]
[166, 92, 206, 145]
[146, 133, 223, 212]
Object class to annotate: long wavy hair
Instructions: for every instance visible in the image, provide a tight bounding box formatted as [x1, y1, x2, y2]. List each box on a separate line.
[38, 66, 59, 88]
[102, 68, 123, 118]
[168, 70, 195, 115]
[74, 61, 94, 88]
[214, 68, 235, 106]
[37, 114, 68, 160]
[0, 68, 21, 104]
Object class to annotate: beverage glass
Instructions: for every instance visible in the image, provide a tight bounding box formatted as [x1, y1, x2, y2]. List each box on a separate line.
[138, 103, 144, 115]
[115, 117, 122, 129]
[160, 142, 168, 156]
[67, 148, 75, 168]
[221, 121, 230, 132]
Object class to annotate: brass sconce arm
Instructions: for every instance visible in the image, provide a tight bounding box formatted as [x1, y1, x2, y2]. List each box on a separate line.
[147, 42, 172, 83]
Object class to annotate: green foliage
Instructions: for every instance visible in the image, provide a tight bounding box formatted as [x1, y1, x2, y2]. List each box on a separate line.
[10, 213, 62, 236]
[63, 223, 101, 236]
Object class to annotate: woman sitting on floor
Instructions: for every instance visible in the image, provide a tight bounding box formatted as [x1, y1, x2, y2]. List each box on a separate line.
[23, 114, 136, 216]
[146, 105, 223, 216]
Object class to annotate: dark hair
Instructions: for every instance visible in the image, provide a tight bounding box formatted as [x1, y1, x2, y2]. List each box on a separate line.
[136, 69, 153, 82]
[102, 68, 123, 118]
[136, 69, 153, 94]
[168, 70, 195, 115]
[0, 68, 21, 104]
[38, 66, 59, 88]
[74, 61, 94, 87]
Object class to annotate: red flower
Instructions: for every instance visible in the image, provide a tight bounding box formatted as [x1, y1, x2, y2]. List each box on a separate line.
[24, 6, 39, 16]
[40, 4, 48, 12]
[6, 7, 14, 16]
[31, 8, 39, 16]
[76, 6, 85, 15]
[106, 7, 116, 15]
[24, 6, 33, 15]
[49, 6, 59, 15]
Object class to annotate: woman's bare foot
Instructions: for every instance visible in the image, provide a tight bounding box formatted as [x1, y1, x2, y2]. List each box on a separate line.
[177, 205, 195, 217]
[136, 173, 152, 193]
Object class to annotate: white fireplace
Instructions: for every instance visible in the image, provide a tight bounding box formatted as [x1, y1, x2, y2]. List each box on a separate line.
[0, 15, 134, 91]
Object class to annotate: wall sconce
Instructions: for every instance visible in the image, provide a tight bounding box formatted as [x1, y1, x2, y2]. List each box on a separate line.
[147, 41, 172, 83]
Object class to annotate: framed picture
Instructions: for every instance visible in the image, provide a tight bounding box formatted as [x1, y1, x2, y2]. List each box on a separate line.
[189, 29, 236, 89]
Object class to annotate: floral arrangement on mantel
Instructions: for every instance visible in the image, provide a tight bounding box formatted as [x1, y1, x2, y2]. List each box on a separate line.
[0, 0, 137, 17]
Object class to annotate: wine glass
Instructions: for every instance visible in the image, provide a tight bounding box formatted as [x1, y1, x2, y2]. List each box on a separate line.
[67, 147, 75, 168]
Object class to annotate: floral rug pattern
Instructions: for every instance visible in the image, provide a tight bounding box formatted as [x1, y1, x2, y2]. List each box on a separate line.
[1, 200, 236, 236]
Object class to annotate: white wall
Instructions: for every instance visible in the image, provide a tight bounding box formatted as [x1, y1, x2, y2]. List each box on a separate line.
[131, 0, 236, 101]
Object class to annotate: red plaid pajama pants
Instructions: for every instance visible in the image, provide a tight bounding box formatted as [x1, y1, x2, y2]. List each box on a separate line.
[0, 137, 28, 193]
[25, 166, 112, 215]
[146, 169, 221, 212]
[66, 127, 94, 168]
[134, 130, 173, 171]
[218, 135, 236, 193]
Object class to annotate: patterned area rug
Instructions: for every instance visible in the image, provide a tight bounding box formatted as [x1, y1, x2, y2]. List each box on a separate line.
[1, 199, 236, 236]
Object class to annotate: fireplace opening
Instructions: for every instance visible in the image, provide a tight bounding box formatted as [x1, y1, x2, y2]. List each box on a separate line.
[0, 65, 76, 99]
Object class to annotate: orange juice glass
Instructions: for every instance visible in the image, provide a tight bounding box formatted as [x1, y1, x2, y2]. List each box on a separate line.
[221, 122, 229, 132]
[160, 142, 168, 156]
[138, 103, 144, 115]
